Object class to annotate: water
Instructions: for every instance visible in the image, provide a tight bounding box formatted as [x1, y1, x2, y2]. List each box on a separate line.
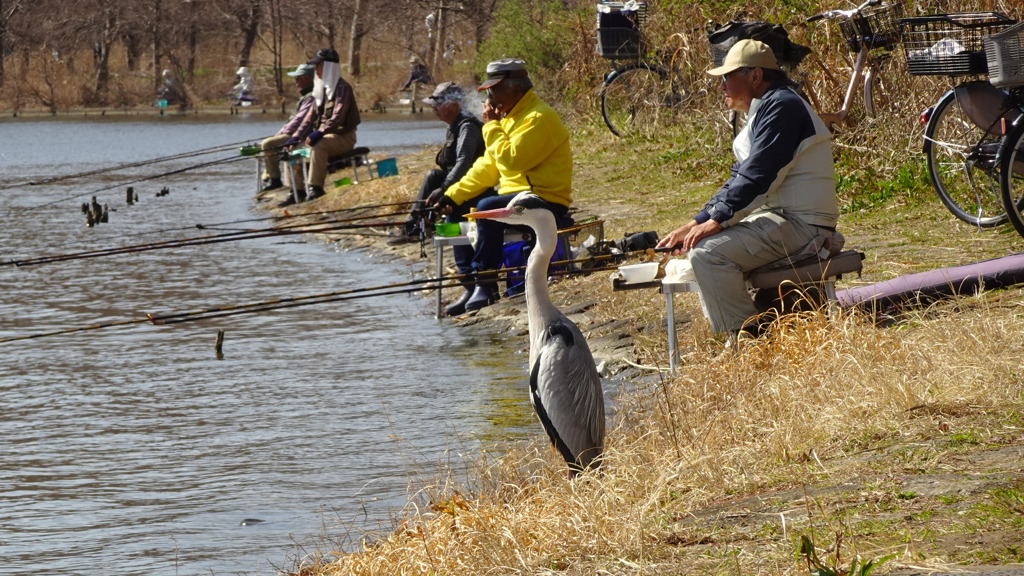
[0, 113, 543, 575]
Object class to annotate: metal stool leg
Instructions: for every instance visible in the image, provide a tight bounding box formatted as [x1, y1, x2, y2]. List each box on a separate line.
[665, 290, 678, 371]
[435, 242, 444, 319]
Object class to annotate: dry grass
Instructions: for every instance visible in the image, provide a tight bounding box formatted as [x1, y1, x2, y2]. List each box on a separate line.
[282, 297, 1022, 575]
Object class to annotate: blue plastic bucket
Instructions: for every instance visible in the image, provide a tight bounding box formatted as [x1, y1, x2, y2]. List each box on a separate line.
[376, 157, 398, 178]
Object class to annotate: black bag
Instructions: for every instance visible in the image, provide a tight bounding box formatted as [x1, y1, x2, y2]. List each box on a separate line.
[707, 21, 812, 69]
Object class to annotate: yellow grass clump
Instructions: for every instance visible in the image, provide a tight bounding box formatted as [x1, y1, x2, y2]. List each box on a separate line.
[285, 296, 1024, 575]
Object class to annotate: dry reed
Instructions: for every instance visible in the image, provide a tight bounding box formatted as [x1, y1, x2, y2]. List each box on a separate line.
[284, 292, 1023, 575]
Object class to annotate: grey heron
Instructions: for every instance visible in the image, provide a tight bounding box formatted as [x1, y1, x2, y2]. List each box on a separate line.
[469, 192, 605, 476]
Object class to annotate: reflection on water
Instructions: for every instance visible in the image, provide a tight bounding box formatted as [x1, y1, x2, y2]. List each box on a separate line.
[0, 116, 552, 576]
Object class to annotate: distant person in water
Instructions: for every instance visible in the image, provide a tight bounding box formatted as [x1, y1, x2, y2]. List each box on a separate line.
[230, 66, 256, 105]
[157, 69, 186, 107]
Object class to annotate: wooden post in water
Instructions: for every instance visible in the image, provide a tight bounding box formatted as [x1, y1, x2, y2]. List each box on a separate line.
[214, 329, 225, 359]
[126, 186, 134, 205]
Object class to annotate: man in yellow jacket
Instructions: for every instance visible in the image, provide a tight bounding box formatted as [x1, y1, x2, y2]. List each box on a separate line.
[428, 58, 573, 313]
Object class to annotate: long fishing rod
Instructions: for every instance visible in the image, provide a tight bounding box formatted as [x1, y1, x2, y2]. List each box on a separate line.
[0, 138, 274, 192]
[77, 200, 416, 245]
[146, 257, 622, 325]
[32, 154, 253, 209]
[5, 213, 408, 267]
[0, 258, 624, 343]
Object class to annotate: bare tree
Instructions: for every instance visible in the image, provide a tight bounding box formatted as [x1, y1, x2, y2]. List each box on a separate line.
[0, 0, 22, 87]
[348, 0, 365, 76]
[212, 0, 264, 68]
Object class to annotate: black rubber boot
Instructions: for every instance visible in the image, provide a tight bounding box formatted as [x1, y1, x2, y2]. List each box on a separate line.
[464, 279, 498, 312]
[276, 192, 296, 208]
[261, 177, 283, 192]
[304, 185, 325, 202]
[443, 287, 474, 317]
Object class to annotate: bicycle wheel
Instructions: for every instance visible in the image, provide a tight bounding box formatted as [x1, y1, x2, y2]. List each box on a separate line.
[998, 118, 1024, 239]
[862, 57, 896, 119]
[923, 89, 1007, 227]
[600, 63, 672, 137]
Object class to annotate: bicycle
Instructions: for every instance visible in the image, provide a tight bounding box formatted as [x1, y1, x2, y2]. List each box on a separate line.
[988, 22, 1024, 239]
[900, 12, 1019, 227]
[596, 1, 695, 137]
[801, 0, 904, 128]
[706, 0, 899, 137]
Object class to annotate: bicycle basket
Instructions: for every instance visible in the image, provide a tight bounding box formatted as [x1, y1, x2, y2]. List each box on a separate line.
[985, 21, 1024, 88]
[597, 1, 648, 59]
[707, 21, 812, 69]
[899, 12, 1016, 76]
[838, 2, 904, 53]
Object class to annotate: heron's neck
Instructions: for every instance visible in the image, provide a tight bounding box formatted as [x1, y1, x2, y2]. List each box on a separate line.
[525, 215, 560, 344]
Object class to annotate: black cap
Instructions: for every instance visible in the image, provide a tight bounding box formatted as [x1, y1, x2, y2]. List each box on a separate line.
[307, 48, 340, 65]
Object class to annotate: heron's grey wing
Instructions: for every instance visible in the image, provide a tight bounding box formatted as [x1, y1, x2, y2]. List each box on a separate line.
[529, 316, 605, 468]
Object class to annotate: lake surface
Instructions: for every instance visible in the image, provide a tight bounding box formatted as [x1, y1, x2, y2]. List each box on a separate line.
[0, 113, 557, 575]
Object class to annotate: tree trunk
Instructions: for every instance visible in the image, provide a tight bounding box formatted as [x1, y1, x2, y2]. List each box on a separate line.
[235, 0, 262, 69]
[428, 2, 445, 75]
[151, 0, 162, 91]
[347, 0, 364, 77]
[93, 11, 116, 103]
[267, 0, 283, 97]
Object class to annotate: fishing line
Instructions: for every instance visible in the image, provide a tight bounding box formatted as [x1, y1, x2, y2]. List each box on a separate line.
[0, 138, 273, 192]
[5, 216, 407, 267]
[32, 154, 252, 209]
[75, 201, 416, 246]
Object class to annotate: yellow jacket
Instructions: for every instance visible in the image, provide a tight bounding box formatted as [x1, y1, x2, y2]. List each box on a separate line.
[444, 89, 573, 208]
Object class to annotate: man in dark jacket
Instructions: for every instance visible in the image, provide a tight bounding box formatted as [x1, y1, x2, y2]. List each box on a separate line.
[389, 81, 488, 245]
[285, 48, 360, 206]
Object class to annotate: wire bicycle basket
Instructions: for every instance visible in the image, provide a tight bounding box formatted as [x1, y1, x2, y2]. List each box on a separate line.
[838, 2, 904, 53]
[985, 21, 1024, 88]
[899, 12, 1017, 76]
[596, 1, 648, 60]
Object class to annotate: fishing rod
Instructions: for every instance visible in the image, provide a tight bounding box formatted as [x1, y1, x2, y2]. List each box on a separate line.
[0, 258, 624, 343]
[143, 257, 622, 325]
[0, 138, 274, 192]
[5, 214, 407, 267]
[32, 154, 253, 209]
[76, 200, 416, 245]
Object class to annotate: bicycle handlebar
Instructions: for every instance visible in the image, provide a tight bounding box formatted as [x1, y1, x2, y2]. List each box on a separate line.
[806, 0, 883, 22]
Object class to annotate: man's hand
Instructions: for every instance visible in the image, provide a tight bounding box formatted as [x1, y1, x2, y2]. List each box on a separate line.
[306, 130, 323, 146]
[427, 188, 456, 216]
[656, 221, 696, 255]
[482, 100, 502, 123]
[284, 136, 301, 147]
[655, 220, 723, 254]
[682, 220, 723, 251]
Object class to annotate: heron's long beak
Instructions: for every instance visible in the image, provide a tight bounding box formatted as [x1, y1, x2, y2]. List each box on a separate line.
[466, 206, 515, 220]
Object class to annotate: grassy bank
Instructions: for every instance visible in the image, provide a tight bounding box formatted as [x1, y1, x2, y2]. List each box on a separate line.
[270, 94, 1024, 575]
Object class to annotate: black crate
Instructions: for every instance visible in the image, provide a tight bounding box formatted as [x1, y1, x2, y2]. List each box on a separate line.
[598, 28, 643, 59]
[899, 12, 1016, 76]
[596, 2, 647, 59]
[838, 2, 903, 53]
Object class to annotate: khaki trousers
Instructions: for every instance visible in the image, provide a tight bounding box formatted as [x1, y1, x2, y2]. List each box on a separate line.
[260, 134, 292, 180]
[308, 131, 357, 188]
[688, 210, 817, 334]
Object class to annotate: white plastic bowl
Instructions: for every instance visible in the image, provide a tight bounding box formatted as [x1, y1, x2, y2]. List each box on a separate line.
[618, 262, 659, 284]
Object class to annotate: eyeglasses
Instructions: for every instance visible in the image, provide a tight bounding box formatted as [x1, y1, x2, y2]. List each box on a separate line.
[722, 68, 752, 82]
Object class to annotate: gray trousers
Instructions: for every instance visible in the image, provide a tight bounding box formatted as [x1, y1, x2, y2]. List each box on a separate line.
[689, 210, 818, 334]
